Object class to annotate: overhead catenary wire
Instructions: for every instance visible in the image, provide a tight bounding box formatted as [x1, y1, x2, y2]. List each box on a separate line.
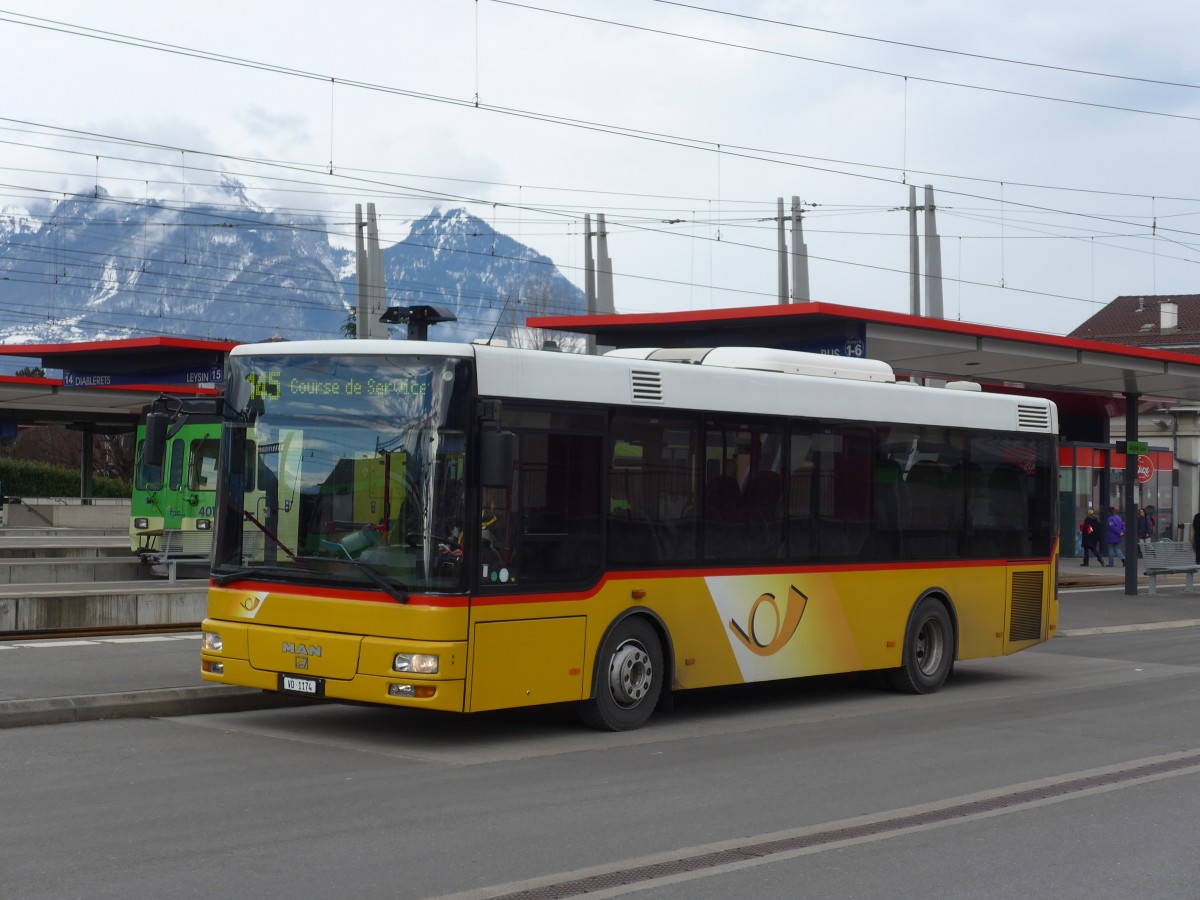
[0, 8, 1195, 337]
[2, 4, 1200, 212]
[651, 0, 1200, 92]
[492, 1, 1200, 124]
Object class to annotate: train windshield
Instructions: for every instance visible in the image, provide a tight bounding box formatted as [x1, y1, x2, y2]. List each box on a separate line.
[212, 353, 473, 595]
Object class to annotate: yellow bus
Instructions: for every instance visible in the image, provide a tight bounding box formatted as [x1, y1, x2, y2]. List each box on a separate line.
[197, 340, 1059, 730]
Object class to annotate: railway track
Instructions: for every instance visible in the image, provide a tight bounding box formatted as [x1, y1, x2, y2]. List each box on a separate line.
[0, 622, 201, 642]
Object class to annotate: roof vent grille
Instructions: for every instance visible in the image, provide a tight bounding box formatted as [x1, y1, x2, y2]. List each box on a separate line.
[631, 370, 664, 404]
[1017, 404, 1051, 431]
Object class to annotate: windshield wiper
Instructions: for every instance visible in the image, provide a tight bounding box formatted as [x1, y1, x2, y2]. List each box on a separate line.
[295, 555, 410, 604]
[211, 563, 302, 586]
[243, 509, 301, 561]
[211, 567, 258, 586]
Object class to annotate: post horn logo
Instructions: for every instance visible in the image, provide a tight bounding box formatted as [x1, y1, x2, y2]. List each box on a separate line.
[729, 585, 808, 656]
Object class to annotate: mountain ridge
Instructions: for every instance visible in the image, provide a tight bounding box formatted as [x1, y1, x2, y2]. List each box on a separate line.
[0, 187, 585, 346]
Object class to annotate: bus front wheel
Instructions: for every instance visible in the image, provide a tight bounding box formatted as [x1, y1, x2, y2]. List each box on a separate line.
[888, 597, 953, 694]
[580, 617, 663, 731]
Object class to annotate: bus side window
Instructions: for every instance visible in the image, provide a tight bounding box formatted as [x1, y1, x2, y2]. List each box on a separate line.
[791, 423, 876, 562]
[608, 412, 698, 567]
[703, 419, 784, 562]
[482, 406, 604, 587]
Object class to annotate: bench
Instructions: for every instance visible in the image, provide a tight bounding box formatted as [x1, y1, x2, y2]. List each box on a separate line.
[1140, 540, 1200, 595]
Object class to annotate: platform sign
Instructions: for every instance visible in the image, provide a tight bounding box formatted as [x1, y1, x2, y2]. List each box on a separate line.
[788, 328, 867, 359]
[62, 362, 224, 387]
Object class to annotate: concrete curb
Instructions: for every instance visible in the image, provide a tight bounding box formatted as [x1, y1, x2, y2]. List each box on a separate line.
[0, 685, 302, 729]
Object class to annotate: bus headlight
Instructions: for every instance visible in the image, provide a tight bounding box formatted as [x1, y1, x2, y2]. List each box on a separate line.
[202, 631, 223, 652]
[134, 517, 149, 529]
[393, 653, 438, 674]
[389, 683, 436, 698]
[196, 519, 212, 530]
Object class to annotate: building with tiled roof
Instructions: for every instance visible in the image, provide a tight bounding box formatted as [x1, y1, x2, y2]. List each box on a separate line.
[1070, 294, 1200, 352]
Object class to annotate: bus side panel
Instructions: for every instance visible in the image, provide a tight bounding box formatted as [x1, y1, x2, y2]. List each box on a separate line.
[468, 617, 586, 711]
[583, 563, 1026, 691]
[939, 566, 1007, 661]
[203, 561, 1050, 712]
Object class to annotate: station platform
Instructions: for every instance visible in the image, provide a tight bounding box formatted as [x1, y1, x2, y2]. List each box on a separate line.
[2, 564, 1198, 729]
[0, 631, 291, 728]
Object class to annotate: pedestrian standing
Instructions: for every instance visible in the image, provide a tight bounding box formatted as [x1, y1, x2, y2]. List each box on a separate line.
[1079, 508, 1101, 566]
[1105, 506, 1126, 567]
[1137, 508, 1153, 556]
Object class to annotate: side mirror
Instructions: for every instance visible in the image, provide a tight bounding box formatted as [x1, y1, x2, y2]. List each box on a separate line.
[143, 413, 169, 468]
[480, 430, 516, 488]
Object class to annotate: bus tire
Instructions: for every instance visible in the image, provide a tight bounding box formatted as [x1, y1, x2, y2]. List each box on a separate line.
[580, 617, 663, 731]
[888, 597, 953, 694]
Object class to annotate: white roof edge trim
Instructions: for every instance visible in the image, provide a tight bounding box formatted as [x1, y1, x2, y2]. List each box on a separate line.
[602, 348, 660, 360]
[229, 339, 473, 358]
[607, 346, 895, 383]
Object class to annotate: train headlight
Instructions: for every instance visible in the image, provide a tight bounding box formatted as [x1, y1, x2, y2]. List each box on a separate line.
[196, 519, 212, 531]
[134, 517, 149, 529]
[392, 653, 438, 674]
[202, 631, 223, 652]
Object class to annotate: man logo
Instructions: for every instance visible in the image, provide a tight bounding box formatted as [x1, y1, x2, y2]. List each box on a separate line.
[282, 642, 322, 657]
[729, 585, 808, 656]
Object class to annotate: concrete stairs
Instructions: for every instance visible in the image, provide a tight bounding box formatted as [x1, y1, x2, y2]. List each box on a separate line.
[0, 526, 207, 634]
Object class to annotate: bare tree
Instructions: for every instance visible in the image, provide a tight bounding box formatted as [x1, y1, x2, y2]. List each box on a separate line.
[496, 272, 584, 352]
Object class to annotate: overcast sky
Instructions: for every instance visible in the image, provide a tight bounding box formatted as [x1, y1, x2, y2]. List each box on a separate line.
[2, 0, 1198, 337]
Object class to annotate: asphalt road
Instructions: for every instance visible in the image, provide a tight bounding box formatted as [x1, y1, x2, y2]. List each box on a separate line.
[2, 585, 1198, 900]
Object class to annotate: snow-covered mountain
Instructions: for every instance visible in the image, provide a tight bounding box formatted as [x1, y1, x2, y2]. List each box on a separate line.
[0, 186, 585, 346]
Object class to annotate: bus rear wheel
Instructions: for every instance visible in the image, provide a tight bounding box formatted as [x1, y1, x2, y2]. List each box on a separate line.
[580, 617, 664, 731]
[888, 597, 953, 694]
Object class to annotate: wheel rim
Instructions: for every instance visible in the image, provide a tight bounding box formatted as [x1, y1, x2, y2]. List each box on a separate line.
[914, 617, 946, 677]
[607, 639, 653, 708]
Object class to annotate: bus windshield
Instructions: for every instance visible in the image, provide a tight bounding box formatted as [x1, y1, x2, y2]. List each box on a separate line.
[212, 353, 473, 594]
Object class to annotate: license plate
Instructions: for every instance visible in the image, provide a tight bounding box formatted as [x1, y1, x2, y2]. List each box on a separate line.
[278, 674, 325, 697]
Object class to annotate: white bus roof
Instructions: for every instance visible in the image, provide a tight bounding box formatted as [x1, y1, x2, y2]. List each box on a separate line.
[229, 340, 1057, 434]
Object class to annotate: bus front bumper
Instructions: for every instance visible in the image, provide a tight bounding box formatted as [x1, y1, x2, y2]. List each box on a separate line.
[200, 619, 466, 713]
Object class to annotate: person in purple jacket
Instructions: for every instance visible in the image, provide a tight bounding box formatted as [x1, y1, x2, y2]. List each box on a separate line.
[1105, 506, 1126, 567]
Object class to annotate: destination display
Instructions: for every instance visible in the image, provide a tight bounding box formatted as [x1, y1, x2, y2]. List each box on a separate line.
[245, 369, 430, 403]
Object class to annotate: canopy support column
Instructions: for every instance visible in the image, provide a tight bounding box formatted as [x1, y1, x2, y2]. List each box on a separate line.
[1124, 394, 1139, 596]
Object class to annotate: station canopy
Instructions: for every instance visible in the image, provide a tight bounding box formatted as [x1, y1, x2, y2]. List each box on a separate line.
[0, 337, 233, 430]
[531, 302, 1200, 415]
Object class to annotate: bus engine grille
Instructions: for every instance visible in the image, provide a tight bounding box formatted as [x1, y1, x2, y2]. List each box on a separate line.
[1009, 571, 1044, 641]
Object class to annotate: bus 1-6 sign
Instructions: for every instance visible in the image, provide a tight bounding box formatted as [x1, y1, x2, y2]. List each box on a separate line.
[1137, 455, 1154, 483]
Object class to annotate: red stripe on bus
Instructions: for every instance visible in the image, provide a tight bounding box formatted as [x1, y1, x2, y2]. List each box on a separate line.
[215, 555, 1053, 609]
[208, 579, 468, 608]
